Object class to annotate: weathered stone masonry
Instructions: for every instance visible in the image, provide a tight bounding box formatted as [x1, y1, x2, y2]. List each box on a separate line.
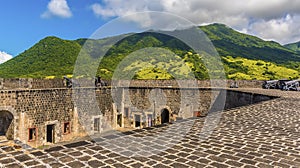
[113, 88, 214, 129]
[0, 87, 115, 148]
[0, 89, 75, 147]
[0, 79, 275, 148]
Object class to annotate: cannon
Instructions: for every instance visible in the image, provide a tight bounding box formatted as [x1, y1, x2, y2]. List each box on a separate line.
[277, 80, 291, 90]
[63, 76, 80, 88]
[262, 80, 279, 89]
[281, 80, 300, 91]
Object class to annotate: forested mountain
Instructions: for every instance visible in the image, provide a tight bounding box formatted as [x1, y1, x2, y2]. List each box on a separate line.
[284, 41, 300, 54]
[0, 23, 299, 80]
[0, 37, 81, 78]
[201, 24, 300, 63]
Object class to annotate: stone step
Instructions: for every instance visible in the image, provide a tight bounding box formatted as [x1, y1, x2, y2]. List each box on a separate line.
[0, 136, 8, 144]
[0, 136, 7, 141]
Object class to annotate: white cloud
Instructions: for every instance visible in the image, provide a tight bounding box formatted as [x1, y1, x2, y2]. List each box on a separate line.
[248, 14, 300, 44]
[0, 51, 13, 64]
[90, 0, 300, 44]
[42, 0, 72, 18]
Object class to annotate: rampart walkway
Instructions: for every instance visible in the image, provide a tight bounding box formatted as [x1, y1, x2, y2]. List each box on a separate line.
[0, 89, 299, 168]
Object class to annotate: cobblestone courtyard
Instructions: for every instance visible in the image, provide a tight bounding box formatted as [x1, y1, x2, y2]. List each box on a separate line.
[0, 89, 299, 168]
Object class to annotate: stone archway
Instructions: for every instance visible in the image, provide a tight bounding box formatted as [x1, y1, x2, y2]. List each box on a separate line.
[0, 111, 14, 139]
[161, 108, 170, 124]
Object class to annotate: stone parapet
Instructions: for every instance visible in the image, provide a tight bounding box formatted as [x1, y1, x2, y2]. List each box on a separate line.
[0, 79, 265, 90]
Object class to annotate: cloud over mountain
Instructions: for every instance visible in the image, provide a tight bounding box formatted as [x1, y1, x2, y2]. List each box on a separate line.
[91, 0, 300, 44]
[41, 0, 72, 18]
[0, 51, 13, 64]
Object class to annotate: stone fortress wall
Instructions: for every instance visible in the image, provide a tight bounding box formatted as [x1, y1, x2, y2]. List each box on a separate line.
[0, 88, 75, 147]
[0, 79, 271, 148]
[0, 78, 264, 90]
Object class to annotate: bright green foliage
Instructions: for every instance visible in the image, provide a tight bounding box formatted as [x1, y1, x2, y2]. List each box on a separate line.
[284, 41, 300, 54]
[0, 36, 80, 78]
[96, 32, 209, 80]
[223, 56, 299, 80]
[200, 23, 300, 64]
[115, 49, 200, 80]
[0, 24, 299, 80]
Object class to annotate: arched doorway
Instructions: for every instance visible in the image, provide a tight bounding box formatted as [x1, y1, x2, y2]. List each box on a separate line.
[161, 108, 170, 124]
[0, 111, 14, 139]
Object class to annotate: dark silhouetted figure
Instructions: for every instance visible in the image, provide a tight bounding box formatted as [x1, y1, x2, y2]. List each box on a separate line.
[230, 81, 238, 88]
[64, 76, 80, 88]
[95, 76, 107, 87]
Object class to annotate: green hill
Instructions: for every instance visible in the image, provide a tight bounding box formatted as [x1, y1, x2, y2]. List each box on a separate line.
[95, 31, 210, 79]
[0, 23, 299, 80]
[0, 36, 81, 78]
[284, 41, 300, 54]
[223, 56, 299, 80]
[200, 23, 300, 64]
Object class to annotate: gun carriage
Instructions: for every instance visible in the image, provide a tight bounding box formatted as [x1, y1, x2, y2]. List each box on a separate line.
[281, 80, 300, 91]
[262, 80, 279, 89]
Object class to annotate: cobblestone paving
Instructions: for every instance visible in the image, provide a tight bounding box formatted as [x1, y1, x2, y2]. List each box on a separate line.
[231, 88, 300, 99]
[0, 93, 300, 167]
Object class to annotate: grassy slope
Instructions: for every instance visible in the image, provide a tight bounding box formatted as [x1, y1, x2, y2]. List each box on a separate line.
[0, 36, 80, 78]
[94, 32, 209, 79]
[284, 41, 300, 54]
[200, 23, 300, 64]
[223, 56, 299, 80]
[0, 24, 299, 80]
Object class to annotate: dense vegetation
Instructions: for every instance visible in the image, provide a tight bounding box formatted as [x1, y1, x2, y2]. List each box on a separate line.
[223, 56, 299, 80]
[201, 24, 300, 63]
[0, 37, 80, 78]
[96, 32, 211, 80]
[284, 41, 300, 54]
[0, 23, 299, 80]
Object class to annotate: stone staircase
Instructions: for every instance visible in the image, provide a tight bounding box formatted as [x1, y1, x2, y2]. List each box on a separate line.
[0, 136, 8, 144]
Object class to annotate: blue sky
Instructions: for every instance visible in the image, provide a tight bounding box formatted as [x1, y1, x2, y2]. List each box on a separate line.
[0, 0, 107, 57]
[1, 0, 300, 62]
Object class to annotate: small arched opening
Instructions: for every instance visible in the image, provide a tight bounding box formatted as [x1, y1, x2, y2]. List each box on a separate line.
[161, 108, 170, 124]
[0, 111, 14, 139]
